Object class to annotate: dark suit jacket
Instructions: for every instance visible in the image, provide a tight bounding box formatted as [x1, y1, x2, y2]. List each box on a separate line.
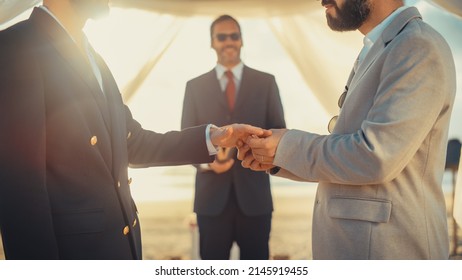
[181, 66, 285, 216]
[0, 8, 213, 260]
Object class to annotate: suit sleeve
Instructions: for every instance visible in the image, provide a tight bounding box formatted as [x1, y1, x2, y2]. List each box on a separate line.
[180, 80, 206, 170]
[0, 30, 59, 259]
[273, 29, 456, 185]
[266, 75, 286, 129]
[126, 101, 213, 167]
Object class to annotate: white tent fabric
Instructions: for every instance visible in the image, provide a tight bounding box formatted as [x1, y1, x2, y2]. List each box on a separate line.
[0, 0, 39, 24]
[268, 14, 362, 114]
[112, 0, 362, 113]
[112, 0, 321, 17]
[1, 0, 460, 114]
[110, 0, 462, 18]
[121, 18, 185, 101]
[2, 0, 461, 20]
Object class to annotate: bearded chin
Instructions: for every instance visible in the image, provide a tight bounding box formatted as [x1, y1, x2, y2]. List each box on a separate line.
[71, 0, 110, 20]
[326, 13, 362, 32]
[326, 0, 370, 32]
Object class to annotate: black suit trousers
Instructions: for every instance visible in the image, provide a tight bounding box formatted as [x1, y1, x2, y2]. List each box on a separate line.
[196, 186, 272, 260]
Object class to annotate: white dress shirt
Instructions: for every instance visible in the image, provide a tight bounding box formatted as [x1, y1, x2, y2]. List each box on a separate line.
[356, 6, 407, 68]
[215, 62, 244, 95]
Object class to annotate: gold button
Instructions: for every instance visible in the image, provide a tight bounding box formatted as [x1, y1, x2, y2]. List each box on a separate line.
[127, 131, 131, 139]
[128, 177, 132, 185]
[123, 226, 130, 235]
[117, 181, 121, 188]
[133, 219, 137, 227]
[90, 136, 98, 146]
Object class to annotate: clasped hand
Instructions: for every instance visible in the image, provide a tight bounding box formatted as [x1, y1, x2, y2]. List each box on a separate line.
[210, 124, 287, 172]
[237, 128, 287, 171]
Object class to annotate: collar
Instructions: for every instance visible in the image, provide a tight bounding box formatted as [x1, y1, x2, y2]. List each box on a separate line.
[359, 6, 407, 61]
[215, 62, 244, 80]
[38, 5, 75, 42]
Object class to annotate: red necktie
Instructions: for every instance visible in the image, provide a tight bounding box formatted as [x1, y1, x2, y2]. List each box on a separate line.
[225, 70, 235, 111]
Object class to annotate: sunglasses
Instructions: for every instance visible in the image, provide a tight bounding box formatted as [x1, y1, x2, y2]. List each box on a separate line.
[328, 86, 348, 133]
[215, 33, 241, 42]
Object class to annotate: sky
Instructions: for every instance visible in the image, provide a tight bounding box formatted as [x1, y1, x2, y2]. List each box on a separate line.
[1, 0, 461, 201]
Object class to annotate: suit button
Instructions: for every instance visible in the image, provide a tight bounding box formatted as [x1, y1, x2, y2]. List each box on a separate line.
[127, 131, 131, 139]
[117, 181, 121, 188]
[123, 226, 130, 235]
[133, 219, 137, 227]
[90, 136, 98, 146]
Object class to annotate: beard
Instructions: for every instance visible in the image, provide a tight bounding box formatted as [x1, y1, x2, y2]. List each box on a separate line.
[70, 0, 110, 20]
[322, 0, 371, 31]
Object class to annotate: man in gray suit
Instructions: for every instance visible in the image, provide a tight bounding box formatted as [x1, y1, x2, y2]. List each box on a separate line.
[239, 0, 456, 259]
[181, 15, 285, 259]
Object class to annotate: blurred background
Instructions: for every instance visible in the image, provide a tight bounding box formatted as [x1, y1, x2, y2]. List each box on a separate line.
[0, 0, 461, 259]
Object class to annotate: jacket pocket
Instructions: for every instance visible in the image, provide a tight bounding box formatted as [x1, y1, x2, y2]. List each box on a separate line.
[53, 208, 105, 236]
[328, 197, 392, 223]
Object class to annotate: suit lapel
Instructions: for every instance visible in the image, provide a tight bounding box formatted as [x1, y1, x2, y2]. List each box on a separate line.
[95, 54, 125, 178]
[206, 70, 229, 110]
[29, 8, 112, 132]
[86, 44, 112, 132]
[349, 7, 422, 92]
[233, 66, 249, 112]
[349, 41, 383, 91]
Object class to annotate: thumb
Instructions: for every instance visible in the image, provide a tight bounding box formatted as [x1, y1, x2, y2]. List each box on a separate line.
[218, 126, 233, 146]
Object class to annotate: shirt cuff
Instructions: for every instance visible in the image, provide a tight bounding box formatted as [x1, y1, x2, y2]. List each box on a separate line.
[205, 124, 219, 156]
[198, 163, 212, 172]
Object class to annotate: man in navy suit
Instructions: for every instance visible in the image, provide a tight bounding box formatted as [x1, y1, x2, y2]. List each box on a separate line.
[0, 1, 268, 260]
[181, 15, 286, 260]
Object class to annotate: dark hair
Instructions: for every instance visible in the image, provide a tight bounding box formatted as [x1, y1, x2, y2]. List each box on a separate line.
[210, 15, 241, 40]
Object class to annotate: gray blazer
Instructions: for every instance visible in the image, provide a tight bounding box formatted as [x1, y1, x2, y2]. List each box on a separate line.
[273, 7, 456, 259]
[182, 66, 285, 216]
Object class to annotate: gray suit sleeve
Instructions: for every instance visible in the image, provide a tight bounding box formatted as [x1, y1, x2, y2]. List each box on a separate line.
[273, 29, 456, 185]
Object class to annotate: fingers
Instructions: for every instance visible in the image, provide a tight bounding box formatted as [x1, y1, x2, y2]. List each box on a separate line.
[209, 158, 235, 174]
[251, 151, 274, 165]
[240, 124, 272, 138]
[246, 139, 275, 159]
[237, 142, 251, 161]
[210, 125, 233, 147]
[260, 129, 273, 138]
[246, 135, 267, 149]
[211, 124, 270, 148]
[211, 124, 280, 163]
[241, 152, 274, 171]
[252, 162, 274, 171]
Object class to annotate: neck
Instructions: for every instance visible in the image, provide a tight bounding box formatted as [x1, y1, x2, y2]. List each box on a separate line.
[43, 0, 87, 47]
[220, 60, 241, 69]
[358, 0, 404, 35]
